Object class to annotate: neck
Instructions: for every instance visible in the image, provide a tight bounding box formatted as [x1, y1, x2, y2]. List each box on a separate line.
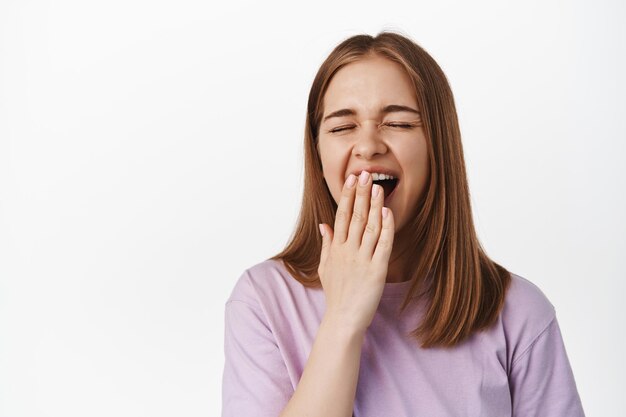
[385, 229, 413, 283]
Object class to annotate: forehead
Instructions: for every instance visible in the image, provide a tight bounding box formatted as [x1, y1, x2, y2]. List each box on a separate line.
[322, 55, 418, 113]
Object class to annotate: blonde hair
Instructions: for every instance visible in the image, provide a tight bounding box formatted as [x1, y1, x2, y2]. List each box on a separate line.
[270, 31, 511, 348]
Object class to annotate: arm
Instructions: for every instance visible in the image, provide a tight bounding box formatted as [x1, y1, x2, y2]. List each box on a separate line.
[222, 295, 366, 417]
[222, 299, 294, 417]
[278, 314, 365, 417]
[280, 173, 393, 417]
[509, 316, 586, 417]
[223, 173, 392, 417]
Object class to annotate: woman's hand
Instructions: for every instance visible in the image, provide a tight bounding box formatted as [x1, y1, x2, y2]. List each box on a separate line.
[317, 171, 395, 334]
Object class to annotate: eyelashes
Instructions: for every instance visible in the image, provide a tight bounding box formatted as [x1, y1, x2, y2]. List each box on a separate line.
[328, 123, 417, 134]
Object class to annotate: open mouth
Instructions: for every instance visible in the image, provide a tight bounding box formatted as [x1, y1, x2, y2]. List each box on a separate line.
[373, 178, 399, 203]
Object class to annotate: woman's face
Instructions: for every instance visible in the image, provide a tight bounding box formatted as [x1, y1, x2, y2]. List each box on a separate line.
[317, 54, 430, 233]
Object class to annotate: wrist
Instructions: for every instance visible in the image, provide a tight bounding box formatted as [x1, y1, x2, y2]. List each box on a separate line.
[321, 311, 368, 340]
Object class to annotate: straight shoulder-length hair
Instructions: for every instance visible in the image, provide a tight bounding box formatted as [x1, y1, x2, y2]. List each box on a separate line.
[270, 31, 511, 348]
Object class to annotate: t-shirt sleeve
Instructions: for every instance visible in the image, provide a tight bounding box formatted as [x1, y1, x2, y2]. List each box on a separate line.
[508, 315, 586, 417]
[221, 298, 294, 417]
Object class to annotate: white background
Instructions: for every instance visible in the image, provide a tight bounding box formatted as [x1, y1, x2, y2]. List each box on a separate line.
[1, 0, 624, 416]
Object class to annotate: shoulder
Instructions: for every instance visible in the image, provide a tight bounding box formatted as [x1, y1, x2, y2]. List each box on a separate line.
[226, 258, 286, 304]
[499, 271, 557, 363]
[503, 272, 555, 321]
[226, 258, 317, 309]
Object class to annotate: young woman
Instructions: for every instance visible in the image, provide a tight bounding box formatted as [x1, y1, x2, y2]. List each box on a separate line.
[221, 31, 585, 417]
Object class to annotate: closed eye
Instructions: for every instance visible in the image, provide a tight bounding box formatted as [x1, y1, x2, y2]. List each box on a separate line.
[329, 125, 355, 133]
[328, 123, 416, 133]
[385, 123, 415, 129]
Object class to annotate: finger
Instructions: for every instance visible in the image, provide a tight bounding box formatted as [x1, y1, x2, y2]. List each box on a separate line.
[332, 174, 358, 244]
[347, 171, 372, 246]
[318, 223, 333, 271]
[360, 183, 384, 258]
[371, 207, 395, 266]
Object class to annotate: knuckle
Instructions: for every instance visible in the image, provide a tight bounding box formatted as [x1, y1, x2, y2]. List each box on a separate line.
[342, 186, 355, 197]
[351, 209, 366, 223]
[364, 222, 379, 235]
[336, 209, 350, 222]
[356, 186, 370, 197]
[377, 237, 392, 249]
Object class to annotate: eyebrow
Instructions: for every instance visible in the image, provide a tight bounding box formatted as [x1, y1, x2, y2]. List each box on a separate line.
[322, 104, 421, 123]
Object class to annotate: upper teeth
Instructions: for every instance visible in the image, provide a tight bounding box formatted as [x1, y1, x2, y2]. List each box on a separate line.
[371, 172, 396, 181]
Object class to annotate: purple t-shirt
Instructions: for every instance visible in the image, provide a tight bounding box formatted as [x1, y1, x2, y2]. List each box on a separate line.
[221, 259, 585, 416]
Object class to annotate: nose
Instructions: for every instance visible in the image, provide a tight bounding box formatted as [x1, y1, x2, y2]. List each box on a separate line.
[352, 121, 388, 159]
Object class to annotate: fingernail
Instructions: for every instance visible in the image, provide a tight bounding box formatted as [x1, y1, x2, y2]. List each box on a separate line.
[346, 174, 357, 188]
[372, 184, 380, 197]
[318, 223, 325, 237]
[382, 207, 389, 218]
[359, 171, 369, 185]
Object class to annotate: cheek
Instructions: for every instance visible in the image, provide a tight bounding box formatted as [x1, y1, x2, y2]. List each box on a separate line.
[325, 172, 343, 204]
[318, 145, 345, 195]
[398, 146, 430, 196]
